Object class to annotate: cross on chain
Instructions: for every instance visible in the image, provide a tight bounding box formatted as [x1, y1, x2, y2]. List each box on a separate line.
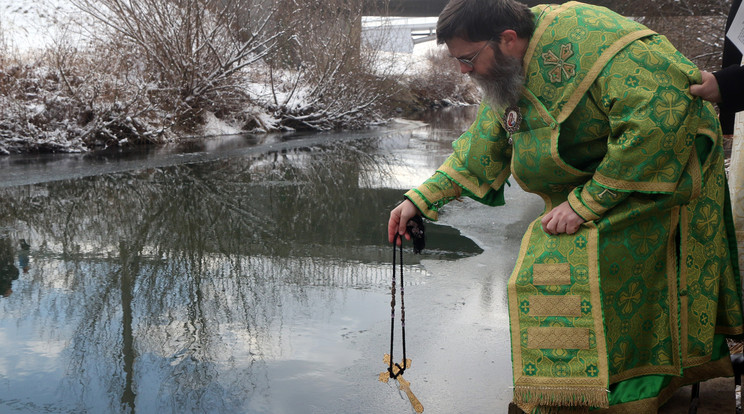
[379, 353, 424, 413]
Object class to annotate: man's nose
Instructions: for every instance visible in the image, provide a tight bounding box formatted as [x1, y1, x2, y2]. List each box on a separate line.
[459, 62, 473, 74]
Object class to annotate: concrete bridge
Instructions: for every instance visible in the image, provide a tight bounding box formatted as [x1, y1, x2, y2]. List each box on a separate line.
[362, 0, 726, 17]
[361, 17, 437, 52]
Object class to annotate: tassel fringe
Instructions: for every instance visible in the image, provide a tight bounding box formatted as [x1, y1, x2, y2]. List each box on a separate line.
[514, 385, 609, 413]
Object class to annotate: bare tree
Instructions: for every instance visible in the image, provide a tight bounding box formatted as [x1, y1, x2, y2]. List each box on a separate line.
[70, 0, 282, 130]
[263, 0, 402, 131]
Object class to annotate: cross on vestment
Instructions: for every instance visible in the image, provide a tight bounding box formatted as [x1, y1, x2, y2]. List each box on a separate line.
[379, 353, 424, 413]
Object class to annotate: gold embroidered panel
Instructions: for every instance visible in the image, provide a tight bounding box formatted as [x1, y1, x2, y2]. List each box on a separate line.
[532, 263, 571, 285]
[528, 295, 582, 317]
[527, 327, 590, 350]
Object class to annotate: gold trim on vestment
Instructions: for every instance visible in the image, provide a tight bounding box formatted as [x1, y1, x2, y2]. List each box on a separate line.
[667, 207, 682, 375]
[523, 88, 558, 127]
[580, 186, 609, 217]
[689, 144, 702, 201]
[438, 165, 507, 199]
[680, 207, 690, 366]
[588, 222, 609, 390]
[568, 190, 601, 221]
[508, 222, 536, 376]
[593, 172, 678, 193]
[686, 354, 714, 369]
[493, 167, 512, 192]
[405, 189, 438, 221]
[608, 364, 683, 385]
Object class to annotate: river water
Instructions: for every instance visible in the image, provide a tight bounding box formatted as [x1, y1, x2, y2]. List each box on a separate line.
[0, 107, 543, 414]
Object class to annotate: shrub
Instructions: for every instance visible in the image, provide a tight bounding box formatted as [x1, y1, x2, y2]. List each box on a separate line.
[405, 47, 480, 111]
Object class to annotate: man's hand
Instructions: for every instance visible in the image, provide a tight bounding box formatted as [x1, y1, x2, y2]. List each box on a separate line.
[388, 199, 420, 245]
[690, 71, 722, 103]
[541, 201, 585, 235]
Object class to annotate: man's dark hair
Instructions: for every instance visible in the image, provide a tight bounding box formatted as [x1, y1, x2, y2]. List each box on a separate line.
[437, 0, 535, 44]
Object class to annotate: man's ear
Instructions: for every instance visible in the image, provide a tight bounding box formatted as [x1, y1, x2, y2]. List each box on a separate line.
[499, 30, 518, 46]
[498, 29, 526, 58]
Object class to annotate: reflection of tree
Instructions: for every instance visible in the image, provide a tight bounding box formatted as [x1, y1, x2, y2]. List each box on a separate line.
[0, 236, 19, 297]
[0, 139, 431, 412]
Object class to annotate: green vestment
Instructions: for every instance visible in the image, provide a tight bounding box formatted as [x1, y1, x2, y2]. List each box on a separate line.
[405, 2, 744, 412]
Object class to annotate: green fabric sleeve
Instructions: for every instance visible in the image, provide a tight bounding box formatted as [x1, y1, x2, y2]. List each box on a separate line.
[404, 169, 506, 221]
[569, 36, 712, 220]
[405, 102, 510, 221]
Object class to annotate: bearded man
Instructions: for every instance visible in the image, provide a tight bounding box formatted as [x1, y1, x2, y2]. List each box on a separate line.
[387, 0, 744, 412]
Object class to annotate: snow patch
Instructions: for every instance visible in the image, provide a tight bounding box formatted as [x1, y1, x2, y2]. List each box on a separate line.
[201, 112, 242, 137]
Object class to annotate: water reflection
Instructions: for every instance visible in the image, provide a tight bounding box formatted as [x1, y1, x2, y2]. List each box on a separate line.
[0, 131, 483, 413]
[0, 237, 19, 297]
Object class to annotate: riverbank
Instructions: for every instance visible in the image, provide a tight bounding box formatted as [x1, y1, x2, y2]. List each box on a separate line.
[0, 1, 481, 154]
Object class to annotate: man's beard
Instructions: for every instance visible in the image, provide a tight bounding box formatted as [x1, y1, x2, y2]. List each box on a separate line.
[470, 47, 524, 109]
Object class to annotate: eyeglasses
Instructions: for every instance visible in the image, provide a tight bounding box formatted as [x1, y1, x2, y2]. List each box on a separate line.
[456, 40, 492, 68]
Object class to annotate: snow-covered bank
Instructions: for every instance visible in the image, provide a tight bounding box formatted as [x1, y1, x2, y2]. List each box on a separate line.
[0, 0, 480, 154]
